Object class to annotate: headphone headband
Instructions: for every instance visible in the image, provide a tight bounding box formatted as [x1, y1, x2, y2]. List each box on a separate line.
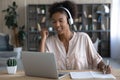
[59, 7, 73, 25]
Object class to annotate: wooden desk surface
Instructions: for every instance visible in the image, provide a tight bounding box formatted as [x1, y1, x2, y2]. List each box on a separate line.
[0, 69, 120, 80]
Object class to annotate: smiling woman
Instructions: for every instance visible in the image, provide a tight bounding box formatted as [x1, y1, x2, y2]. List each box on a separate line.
[39, 0, 111, 74]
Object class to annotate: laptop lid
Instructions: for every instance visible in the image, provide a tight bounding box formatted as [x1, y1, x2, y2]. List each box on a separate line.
[21, 51, 59, 79]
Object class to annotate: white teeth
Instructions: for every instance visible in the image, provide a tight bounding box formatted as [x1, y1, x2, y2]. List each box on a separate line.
[57, 27, 61, 31]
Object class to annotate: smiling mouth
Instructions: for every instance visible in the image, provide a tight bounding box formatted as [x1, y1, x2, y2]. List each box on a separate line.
[56, 27, 62, 32]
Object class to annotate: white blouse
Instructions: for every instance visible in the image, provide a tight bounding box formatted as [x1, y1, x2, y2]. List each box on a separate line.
[45, 32, 102, 70]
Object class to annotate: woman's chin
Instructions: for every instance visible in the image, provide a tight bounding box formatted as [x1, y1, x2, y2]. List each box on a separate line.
[57, 31, 63, 35]
[56, 30, 62, 33]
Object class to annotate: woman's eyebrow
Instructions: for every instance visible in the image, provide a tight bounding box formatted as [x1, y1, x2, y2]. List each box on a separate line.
[52, 18, 64, 21]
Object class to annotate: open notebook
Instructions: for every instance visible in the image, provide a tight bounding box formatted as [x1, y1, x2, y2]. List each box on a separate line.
[70, 71, 116, 80]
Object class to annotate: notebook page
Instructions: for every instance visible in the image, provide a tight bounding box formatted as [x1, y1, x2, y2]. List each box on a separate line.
[70, 71, 93, 79]
[91, 71, 116, 79]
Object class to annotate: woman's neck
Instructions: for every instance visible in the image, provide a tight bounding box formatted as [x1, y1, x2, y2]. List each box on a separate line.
[58, 30, 73, 42]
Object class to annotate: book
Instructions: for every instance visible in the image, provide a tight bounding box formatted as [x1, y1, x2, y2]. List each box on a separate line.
[73, 24, 77, 31]
[37, 23, 41, 31]
[37, 8, 40, 14]
[83, 11, 87, 18]
[41, 16, 46, 23]
[70, 71, 116, 80]
[79, 25, 82, 30]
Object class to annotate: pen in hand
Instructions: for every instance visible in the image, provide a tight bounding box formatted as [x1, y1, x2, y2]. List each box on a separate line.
[103, 60, 110, 74]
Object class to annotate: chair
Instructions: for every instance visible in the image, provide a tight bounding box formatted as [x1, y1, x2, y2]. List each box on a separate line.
[0, 33, 17, 66]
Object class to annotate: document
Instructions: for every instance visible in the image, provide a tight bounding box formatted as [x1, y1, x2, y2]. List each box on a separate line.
[70, 71, 116, 80]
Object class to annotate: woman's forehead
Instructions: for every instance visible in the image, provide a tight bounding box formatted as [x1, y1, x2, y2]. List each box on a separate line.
[51, 12, 67, 20]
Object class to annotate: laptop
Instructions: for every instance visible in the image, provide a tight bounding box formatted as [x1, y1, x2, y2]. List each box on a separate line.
[21, 51, 68, 79]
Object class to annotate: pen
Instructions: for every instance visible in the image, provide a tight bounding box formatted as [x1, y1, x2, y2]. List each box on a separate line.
[103, 60, 110, 74]
[107, 60, 110, 66]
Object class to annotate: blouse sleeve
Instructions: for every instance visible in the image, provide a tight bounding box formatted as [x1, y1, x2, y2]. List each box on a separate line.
[85, 34, 103, 69]
[45, 36, 54, 53]
[45, 39, 50, 52]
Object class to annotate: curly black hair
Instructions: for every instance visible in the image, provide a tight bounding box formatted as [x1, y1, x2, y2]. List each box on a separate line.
[49, 1, 78, 19]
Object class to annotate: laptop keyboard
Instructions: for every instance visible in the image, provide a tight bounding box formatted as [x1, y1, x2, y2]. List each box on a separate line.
[58, 72, 69, 77]
[58, 73, 65, 77]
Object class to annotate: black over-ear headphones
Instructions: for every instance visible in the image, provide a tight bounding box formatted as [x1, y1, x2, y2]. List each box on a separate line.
[59, 7, 74, 25]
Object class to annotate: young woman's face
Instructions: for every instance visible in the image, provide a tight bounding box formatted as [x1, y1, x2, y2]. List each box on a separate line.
[51, 12, 70, 35]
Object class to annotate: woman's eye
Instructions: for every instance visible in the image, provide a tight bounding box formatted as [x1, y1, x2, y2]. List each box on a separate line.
[59, 20, 64, 23]
[52, 21, 56, 23]
[60, 20, 63, 22]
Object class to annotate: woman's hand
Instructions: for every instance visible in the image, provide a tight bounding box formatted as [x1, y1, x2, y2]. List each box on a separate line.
[40, 28, 49, 40]
[102, 65, 111, 74]
[98, 60, 111, 74]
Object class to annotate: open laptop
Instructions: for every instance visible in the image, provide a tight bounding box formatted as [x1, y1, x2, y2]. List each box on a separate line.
[21, 51, 68, 79]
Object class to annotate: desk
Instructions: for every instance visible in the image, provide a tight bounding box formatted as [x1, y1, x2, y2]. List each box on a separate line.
[0, 69, 120, 80]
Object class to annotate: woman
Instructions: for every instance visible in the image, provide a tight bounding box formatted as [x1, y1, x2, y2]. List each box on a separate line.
[40, 1, 111, 73]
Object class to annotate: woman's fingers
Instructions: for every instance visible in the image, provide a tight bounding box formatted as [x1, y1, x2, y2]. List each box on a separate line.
[40, 28, 49, 39]
[102, 65, 111, 74]
[106, 66, 111, 74]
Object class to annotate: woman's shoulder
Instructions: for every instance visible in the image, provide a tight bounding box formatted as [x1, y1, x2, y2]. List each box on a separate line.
[46, 35, 57, 42]
[75, 32, 89, 38]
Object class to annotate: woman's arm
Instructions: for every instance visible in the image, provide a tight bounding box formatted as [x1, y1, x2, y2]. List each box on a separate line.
[84, 33, 111, 74]
[39, 28, 49, 52]
[39, 38, 46, 52]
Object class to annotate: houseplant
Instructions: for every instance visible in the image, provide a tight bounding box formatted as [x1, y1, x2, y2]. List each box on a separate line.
[2, 1, 26, 58]
[6, 58, 17, 74]
[14, 25, 26, 59]
[17, 25, 26, 47]
[2, 1, 26, 47]
[2, 1, 19, 47]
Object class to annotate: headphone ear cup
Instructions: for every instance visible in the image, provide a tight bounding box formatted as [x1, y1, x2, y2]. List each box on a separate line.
[68, 18, 73, 25]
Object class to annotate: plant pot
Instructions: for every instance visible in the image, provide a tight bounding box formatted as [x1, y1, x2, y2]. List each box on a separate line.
[7, 66, 17, 74]
[14, 47, 22, 59]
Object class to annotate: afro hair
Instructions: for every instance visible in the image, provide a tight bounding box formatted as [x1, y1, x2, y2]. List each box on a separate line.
[49, 1, 78, 19]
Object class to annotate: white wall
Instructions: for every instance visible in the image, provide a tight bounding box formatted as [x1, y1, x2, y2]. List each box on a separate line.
[111, 0, 120, 59]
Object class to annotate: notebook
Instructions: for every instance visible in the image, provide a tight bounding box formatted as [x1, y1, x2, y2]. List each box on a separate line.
[70, 71, 116, 80]
[21, 51, 68, 79]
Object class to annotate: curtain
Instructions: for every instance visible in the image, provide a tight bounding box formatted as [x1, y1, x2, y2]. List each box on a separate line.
[111, 0, 120, 59]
